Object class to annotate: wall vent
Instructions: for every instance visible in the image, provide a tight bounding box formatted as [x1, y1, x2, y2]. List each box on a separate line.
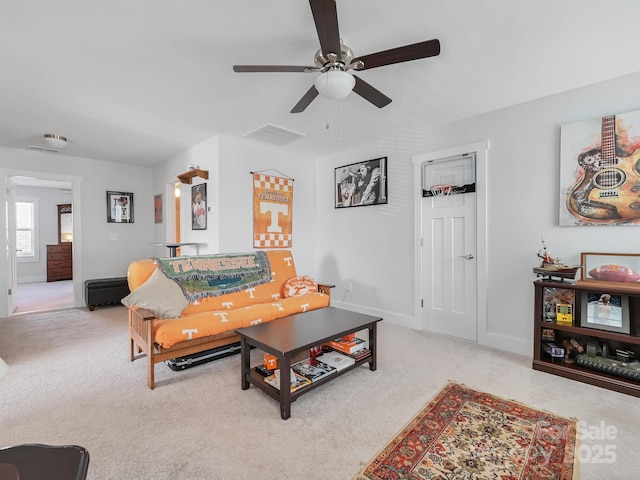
[28, 145, 60, 153]
[243, 123, 306, 146]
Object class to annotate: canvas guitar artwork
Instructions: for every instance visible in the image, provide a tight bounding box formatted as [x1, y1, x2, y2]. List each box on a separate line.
[566, 114, 640, 225]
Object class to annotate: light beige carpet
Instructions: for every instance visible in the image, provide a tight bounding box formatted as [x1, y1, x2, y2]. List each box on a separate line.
[0, 306, 637, 479]
[14, 280, 73, 313]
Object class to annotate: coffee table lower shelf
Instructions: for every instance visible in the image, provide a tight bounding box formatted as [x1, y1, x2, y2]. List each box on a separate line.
[247, 353, 373, 402]
[236, 307, 382, 419]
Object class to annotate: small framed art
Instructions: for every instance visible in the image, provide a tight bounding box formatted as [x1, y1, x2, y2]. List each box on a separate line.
[335, 157, 387, 208]
[191, 183, 207, 230]
[106, 191, 134, 223]
[154, 193, 163, 224]
[580, 291, 630, 334]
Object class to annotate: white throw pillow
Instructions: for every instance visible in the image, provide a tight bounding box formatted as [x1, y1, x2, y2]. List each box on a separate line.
[121, 268, 189, 318]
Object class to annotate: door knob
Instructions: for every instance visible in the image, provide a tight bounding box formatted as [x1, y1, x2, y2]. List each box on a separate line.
[459, 254, 474, 260]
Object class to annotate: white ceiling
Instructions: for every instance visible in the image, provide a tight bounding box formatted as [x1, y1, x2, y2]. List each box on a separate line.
[2, 0, 640, 166]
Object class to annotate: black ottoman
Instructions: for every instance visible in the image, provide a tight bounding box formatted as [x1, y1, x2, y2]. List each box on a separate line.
[84, 277, 130, 311]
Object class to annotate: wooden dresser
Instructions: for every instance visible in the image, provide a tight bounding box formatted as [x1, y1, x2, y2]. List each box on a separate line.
[47, 243, 72, 281]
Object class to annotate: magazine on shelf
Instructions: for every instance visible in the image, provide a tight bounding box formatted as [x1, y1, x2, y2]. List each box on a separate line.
[264, 368, 311, 392]
[315, 351, 355, 371]
[292, 358, 337, 382]
[326, 337, 366, 354]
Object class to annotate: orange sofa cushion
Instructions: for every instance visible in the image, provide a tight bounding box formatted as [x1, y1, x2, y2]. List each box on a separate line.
[127, 250, 329, 348]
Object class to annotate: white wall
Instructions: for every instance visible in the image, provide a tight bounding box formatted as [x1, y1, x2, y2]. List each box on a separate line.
[152, 134, 320, 277]
[315, 71, 640, 356]
[217, 135, 319, 275]
[152, 135, 221, 257]
[314, 145, 416, 327]
[0, 147, 154, 313]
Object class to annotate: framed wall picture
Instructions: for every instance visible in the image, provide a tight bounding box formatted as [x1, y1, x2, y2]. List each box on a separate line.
[559, 108, 640, 226]
[335, 157, 388, 208]
[154, 193, 163, 224]
[580, 292, 630, 334]
[191, 183, 207, 230]
[106, 191, 134, 223]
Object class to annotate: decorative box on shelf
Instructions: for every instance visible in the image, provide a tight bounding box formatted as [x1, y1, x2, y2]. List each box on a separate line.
[577, 252, 640, 293]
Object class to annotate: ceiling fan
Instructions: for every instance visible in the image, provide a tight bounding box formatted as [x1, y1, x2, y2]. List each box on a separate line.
[233, 0, 440, 113]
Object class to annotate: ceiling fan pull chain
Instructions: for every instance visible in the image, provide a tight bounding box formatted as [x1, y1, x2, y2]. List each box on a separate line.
[326, 96, 330, 130]
[337, 100, 341, 142]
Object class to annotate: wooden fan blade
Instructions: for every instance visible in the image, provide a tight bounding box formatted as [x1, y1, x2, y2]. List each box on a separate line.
[309, 0, 341, 59]
[352, 75, 392, 108]
[233, 65, 312, 73]
[352, 39, 441, 71]
[291, 85, 319, 113]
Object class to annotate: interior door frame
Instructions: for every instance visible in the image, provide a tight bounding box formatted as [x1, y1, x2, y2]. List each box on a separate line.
[6, 177, 17, 314]
[0, 169, 83, 316]
[412, 140, 490, 345]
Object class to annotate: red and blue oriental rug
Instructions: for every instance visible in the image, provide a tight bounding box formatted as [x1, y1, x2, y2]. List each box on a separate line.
[355, 382, 578, 480]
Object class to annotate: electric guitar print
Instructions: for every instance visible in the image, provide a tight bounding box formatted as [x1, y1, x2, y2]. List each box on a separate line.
[567, 115, 640, 224]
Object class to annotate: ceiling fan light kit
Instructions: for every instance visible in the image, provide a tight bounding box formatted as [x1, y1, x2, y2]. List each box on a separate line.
[43, 134, 68, 149]
[314, 70, 355, 100]
[233, 0, 440, 113]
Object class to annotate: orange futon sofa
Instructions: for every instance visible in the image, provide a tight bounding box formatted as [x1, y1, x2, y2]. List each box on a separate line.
[124, 250, 331, 389]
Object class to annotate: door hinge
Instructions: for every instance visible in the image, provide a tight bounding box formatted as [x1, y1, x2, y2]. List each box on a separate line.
[8, 288, 12, 295]
[421, 299, 423, 307]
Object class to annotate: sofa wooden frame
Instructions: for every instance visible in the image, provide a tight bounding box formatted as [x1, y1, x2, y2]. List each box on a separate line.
[126, 284, 333, 389]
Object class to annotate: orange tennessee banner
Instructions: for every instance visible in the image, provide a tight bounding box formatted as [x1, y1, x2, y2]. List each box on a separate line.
[253, 173, 293, 248]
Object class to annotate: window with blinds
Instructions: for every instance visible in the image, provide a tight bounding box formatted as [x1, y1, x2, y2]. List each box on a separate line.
[16, 199, 38, 260]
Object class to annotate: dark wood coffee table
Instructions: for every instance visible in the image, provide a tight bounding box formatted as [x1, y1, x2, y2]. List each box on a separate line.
[236, 307, 382, 419]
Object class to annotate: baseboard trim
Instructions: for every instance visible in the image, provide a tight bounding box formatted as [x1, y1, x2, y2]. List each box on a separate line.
[481, 331, 531, 357]
[331, 301, 416, 329]
[18, 275, 47, 284]
[331, 301, 531, 357]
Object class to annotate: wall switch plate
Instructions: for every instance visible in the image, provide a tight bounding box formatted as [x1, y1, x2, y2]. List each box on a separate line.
[109, 233, 118, 241]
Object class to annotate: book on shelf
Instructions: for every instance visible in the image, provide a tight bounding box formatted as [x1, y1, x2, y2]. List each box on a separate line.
[326, 336, 366, 354]
[323, 343, 371, 361]
[264, 368, 311, 392]
[315, 351, 355, 371]
[348, 348, 371, 362]
[292, 358, 337, 382]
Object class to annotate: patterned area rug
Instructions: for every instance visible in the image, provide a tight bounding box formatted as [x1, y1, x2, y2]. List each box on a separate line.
[355, 382, 578, 480]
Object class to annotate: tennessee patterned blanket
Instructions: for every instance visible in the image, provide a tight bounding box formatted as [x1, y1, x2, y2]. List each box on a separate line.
[155, 252, 271, 301]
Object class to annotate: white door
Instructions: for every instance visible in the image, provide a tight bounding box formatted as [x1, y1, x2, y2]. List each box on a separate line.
[6, 178, 17, 314]
[421, 155, 477, 341]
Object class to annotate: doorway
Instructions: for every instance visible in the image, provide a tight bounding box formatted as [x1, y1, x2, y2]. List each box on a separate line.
[412, 141, 489, 344]
[421, 154, 477, 341]
[4, 171, 81, 316]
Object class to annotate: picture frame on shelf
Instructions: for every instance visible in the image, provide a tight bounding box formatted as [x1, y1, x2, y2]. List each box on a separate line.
[580, 291, 630, 334]
[334, 157, 387, 208]
[542, 286, 575, 323]
[579, 252, 640, 284]
[106, 191, 134, 223]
